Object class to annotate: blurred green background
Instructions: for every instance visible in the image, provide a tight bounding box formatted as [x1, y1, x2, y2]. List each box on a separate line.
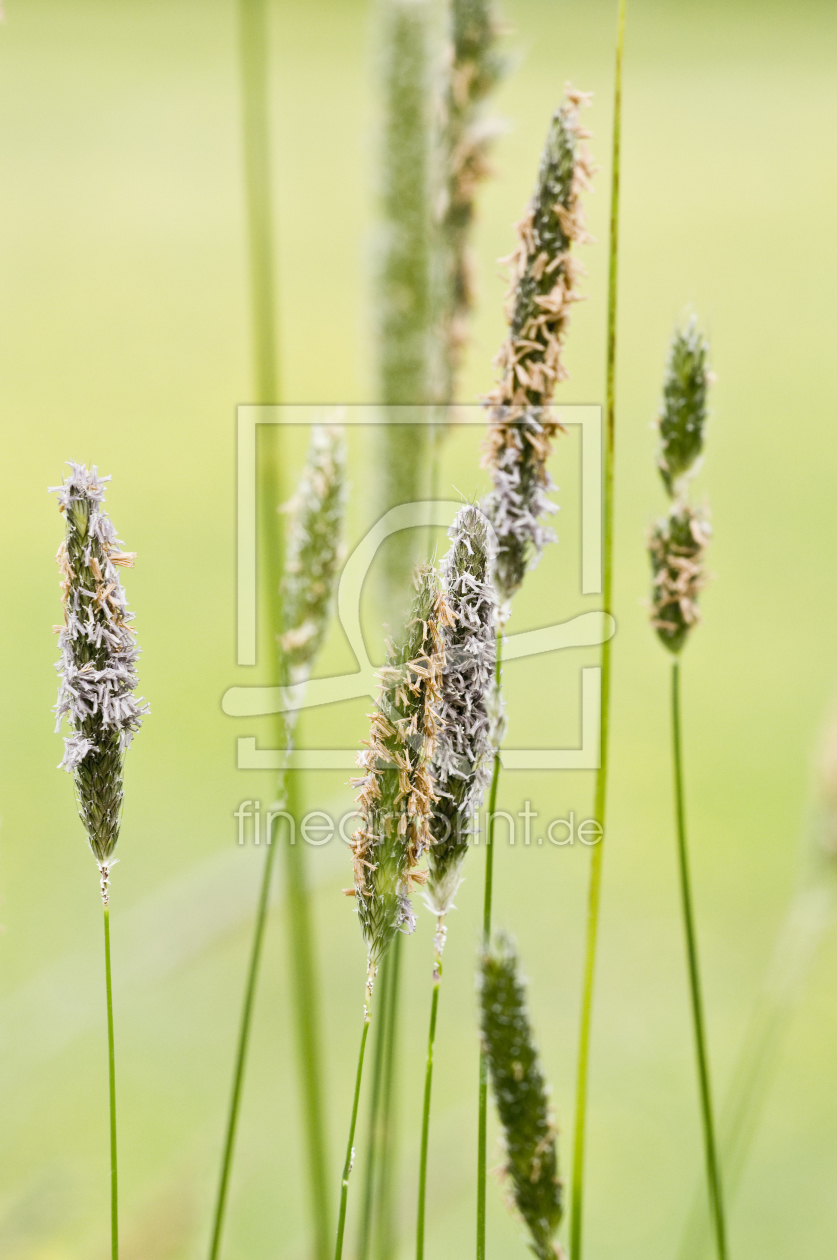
[2, 0, 837, 1256]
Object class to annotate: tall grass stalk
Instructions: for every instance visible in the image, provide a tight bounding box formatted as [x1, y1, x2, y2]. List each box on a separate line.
[335, 966, 376, 1260]
[210, 422, 345, 1260]
[373, 932, 403, 1260]
[103, 901, 118, 1259]
[208, 6, 279, 1248]
[416, 508, 496, 1258]
[214, 7, 337, 1255]
[569, 5, 624, 1256]
[671, 662, 727, 1260]
[354, 948, 393, 1260]
[678, 733, 837, 1260]
[339, 567, 448, 1260]
[478, 85, 593, 1257]
[476, 678, 502, 1260]
[51, 463, 148, 1260]
[365, 2, 438, 1246]
[207, 836, 279, 1260]
[646, 315, 725, 1256]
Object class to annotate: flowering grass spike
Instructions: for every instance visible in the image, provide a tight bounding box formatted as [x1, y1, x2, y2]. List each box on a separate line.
[656, 316, 711, 497]
[648, 504, 710, 654]
[480, 932, 563, 1260]
[350, 563, 450, 970]
[483, 87, 594, 601]
[52, 461, 148, 888]
[426, 505, 496, 933]
[436, 0, 505, 400]
[280, 423, 347, 687]
[646, 316, 728, 1260]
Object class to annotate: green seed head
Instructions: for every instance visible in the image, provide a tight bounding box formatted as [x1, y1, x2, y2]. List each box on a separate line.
[279, 424, 347, 684]
[480, 932, 563, 1259]
[657, 316, 711, 498]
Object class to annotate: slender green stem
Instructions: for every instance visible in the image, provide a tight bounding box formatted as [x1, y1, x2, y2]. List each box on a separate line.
[239, 0, 278, 403]
[103, 903, 118, 1260]
[355, 949, 393, 1260]
[477, 629, 504, 1260]
[671, 660, 728, 1260]
[569, 4, 624, 1256]
[335, 974, 376, 1260]
[679, 872, 835, 1260]
[416, 942, 443, 1260]
[208, 838, 278, 1260]
[374, 931, 403, 1260]
[283, 772, 331, 1260]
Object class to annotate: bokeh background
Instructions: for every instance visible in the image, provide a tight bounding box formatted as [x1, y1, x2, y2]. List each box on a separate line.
[2, 0, 837, 1256]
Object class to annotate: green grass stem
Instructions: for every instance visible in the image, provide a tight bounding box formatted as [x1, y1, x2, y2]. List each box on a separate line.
[103, 904, 119, 1260]
[374, 932, 403, 1260]
[477, 630, 503, 1260]
[355, 948, 393, 1260]
[671, 661, 728, 1260]
[678, 867, 834, 1258]
[207, 833, 278, 1260]
[283, 775, 331, 1260]
[569, 4, 624, 1256]
[415, 949, 442, 1260]
[335, 975, 375, 1260]
[238, 0, 278, 403]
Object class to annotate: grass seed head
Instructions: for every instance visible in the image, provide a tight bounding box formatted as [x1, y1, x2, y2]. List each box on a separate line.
[350, 563, 448, 967]
[480, 931, 563, 1260]
[657, 317, 712, 498]
[51, 462, 148, 882]
[426, 505, 497, 919]
[435, 0, 506, 400]
[280, 424, 347, 685]
[482, 87, 593, 601]
[648, 504, 710, 654]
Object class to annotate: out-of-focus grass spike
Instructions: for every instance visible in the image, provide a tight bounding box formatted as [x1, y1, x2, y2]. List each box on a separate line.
[435, 0, 506, 403]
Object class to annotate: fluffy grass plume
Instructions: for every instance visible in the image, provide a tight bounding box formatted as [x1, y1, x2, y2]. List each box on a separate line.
[435, 0, 505, 400]
[349, 563, 451, 969]
[480, 932, 563, 1260]
[279, 423, 347, 688]
[52, 461, 148, 890]
[483, 87, 594, 602]
[426, 504, 497, 930]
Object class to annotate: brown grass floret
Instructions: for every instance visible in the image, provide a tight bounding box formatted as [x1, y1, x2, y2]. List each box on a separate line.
[349, 564, 451, 969]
